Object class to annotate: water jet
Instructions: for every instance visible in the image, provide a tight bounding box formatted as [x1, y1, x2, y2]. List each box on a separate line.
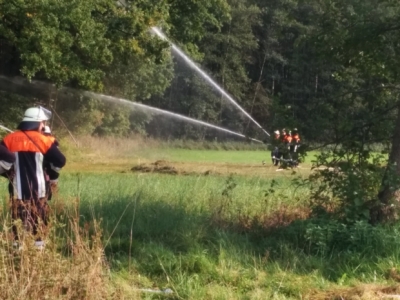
[151, 27, 270, 137]
[0, 76, 263, 143]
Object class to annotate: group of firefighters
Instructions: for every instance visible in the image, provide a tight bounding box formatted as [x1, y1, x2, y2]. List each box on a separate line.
[0, 106, 66, 250]
[269, 128, 301, 169]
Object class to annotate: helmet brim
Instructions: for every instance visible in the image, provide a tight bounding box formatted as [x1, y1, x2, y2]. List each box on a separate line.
[22, 116, 49, 122]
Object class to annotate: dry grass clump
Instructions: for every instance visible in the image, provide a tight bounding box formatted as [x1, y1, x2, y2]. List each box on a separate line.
[307, 283, 400, 300]
[0, 212, 118, 299]
[61, 134, 266, 162]
[72, 134, 158, 158]
[211, 204, 311, 233]
[257, 204, 311, 230]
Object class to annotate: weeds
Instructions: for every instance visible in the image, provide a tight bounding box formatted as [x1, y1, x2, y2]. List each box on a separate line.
[309, 150, 395, 223]
[0, 201, 123, 299]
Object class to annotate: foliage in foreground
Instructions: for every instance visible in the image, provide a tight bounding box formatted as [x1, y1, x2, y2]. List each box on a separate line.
[0, 202, 127, 300]
[306, 145, 400, 224]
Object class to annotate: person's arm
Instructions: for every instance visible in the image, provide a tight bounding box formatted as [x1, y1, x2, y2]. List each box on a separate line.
[0, 142, 15, 175]
[43, 143, 66, 180]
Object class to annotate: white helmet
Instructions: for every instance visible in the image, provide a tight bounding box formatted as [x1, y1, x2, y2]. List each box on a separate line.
[274, 130, 280, 135]
[43, 125, 52, 134]
[22, 106, 52, 122]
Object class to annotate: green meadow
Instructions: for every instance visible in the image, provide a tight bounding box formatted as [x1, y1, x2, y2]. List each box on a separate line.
[1, 145, 399, 299]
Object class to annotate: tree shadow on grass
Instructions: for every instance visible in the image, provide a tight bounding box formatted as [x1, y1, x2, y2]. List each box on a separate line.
[77, 192, 224, 281]
[78, 192, 211, 252]
[77, 191, 400, 284]
[224, 214, 400, 282]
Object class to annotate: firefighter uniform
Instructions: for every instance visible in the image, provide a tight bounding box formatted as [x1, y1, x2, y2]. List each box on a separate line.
[2, 107, 66, 245]
[290, 128, 301, 165]
[281, 129, 292, 160]
[271, 130, 281, 166]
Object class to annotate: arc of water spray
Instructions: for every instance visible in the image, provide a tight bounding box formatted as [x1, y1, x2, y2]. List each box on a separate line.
[0, 125, 13, 133]
[0, 75, 262, 143]
[151, 27, 270, 137]
[83, 91, 263, 144]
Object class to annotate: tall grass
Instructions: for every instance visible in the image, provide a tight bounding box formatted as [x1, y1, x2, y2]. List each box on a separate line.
[0, 201, 123, 299]
[54, 172, 400, 299]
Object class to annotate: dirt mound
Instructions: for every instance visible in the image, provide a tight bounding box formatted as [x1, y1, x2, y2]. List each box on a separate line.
[153, 160, 168, 166]
[131, 162, 178, 175]
[131, 160, 218, 176]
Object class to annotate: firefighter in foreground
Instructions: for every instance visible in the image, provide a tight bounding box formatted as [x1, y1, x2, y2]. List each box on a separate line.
[2, 107, 66, 249]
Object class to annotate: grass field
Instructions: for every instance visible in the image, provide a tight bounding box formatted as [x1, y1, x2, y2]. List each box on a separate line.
[1, 138, 400, 299]
[64, 136, 319, 176]
[56, 172, 316, 299]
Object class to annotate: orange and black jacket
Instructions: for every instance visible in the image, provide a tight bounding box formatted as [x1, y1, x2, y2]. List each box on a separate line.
[2, 130, 66, 200]
[44, 134, 59, 147]
[292, 134, 300, 144]
[283, 134, 292, 144]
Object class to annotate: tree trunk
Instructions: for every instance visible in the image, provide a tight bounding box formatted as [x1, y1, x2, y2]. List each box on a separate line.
[375, 101, 400, 223]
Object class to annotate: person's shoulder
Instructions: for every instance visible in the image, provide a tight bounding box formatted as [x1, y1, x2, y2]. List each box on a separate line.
[39, 134, 56, 146]
[46, 136, 56, 143]
[24, 131, 54, 149]
[3, 130, 22, 141]
[4, 130, 19, 137]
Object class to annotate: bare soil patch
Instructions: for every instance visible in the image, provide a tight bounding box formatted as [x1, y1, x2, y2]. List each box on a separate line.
[128, 159, 311, 177]
[131, 160, 220, 176]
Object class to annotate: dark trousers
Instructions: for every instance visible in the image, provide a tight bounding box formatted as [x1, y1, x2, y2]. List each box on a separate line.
[271, 147, 281, 166]
[289, 144, 300, 165]
[11, 198, 49, 239]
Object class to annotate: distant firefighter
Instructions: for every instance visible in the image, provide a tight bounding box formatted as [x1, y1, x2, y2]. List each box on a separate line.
[270, 130, 281, 166]
[290, 128, 301, 166]
[279, 128, 292, 162]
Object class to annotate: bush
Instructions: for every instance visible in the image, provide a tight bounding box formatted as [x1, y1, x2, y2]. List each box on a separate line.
[308, 149, 389, 223]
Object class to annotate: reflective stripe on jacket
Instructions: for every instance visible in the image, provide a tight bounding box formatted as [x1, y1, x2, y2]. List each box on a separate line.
[2, 131, 66, 200]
